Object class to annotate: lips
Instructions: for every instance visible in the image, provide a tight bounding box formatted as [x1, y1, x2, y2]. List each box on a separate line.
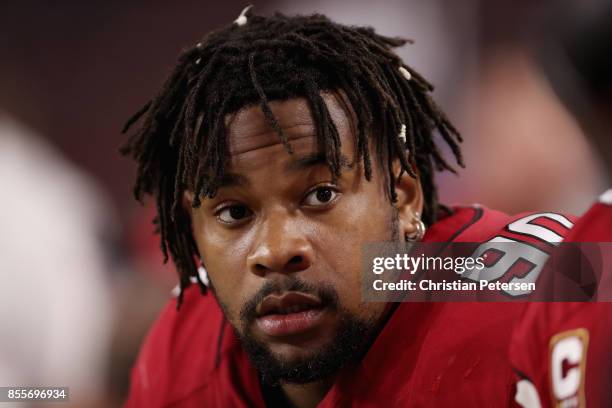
[255, 292, 327, 337]
[256, 292, 322, 317]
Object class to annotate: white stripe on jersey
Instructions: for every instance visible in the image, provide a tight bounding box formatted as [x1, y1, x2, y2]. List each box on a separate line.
[599, 189, 612, 205]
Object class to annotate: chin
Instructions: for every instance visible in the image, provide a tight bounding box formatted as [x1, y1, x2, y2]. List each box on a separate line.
[265, 337, 336, 364]
[240, 312, 377, 386]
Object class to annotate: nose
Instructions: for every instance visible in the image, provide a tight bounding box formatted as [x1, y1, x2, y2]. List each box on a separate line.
[247, 211, 313, 277]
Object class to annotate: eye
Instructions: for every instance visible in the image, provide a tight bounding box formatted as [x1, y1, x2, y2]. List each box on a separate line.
[216, 204, 252, 225]
[302, 185, 339, 207]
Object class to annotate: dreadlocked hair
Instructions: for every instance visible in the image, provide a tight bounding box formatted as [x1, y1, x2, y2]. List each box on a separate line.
[120, 9, 464, 308]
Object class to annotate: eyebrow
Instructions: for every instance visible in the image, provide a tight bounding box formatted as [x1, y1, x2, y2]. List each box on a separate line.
[216, 152, 353, 189]
[284, 152, 353, 172]
[216, 172, 249, 188]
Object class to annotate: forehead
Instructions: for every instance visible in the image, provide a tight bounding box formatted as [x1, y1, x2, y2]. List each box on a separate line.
[225, 92, 355, 157]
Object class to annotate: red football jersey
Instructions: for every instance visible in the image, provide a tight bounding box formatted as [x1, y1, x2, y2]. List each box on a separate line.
[125, 204, 590, 407]
[510, 190, 612, 408]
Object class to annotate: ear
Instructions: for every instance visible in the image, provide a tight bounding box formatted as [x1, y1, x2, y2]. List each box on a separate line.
[182, 190, 195, 218]
[182, 190, 204, 260]
[392, 160, 424, 240]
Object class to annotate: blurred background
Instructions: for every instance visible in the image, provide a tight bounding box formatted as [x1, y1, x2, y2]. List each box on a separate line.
[0, 0, 609, 406]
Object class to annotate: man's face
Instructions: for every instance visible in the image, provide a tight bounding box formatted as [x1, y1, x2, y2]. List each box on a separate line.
[186, 93, 415, 384]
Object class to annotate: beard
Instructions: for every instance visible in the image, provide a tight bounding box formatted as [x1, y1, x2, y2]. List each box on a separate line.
[234, 277, 378, 386]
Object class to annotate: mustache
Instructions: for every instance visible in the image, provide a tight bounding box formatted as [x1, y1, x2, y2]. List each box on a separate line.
[239, 277, 339, 325]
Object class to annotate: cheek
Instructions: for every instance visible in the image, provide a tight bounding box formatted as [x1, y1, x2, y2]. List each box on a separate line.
[312, 190, 393, 315]
[191, 215, 255, 326]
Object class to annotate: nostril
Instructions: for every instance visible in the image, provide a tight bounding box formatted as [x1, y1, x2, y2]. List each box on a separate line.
[286, 255, 309, 272]
[288, 256, 303, 265]
[250, 253, 310, 276]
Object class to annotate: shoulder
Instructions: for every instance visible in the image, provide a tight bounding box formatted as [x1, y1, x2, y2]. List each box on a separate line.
[509, 190, 612, 407]
[511, 302, 612, 408]
[125, 286, 229, 407]
[328, 302, 525, 407]
[426, 205, 579, 243]
[435, 190, 612, 244]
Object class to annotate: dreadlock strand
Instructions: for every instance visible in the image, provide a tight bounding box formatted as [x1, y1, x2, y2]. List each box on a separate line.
[382, 65, 418, 179]
[248, 52, 293, 154]
[121, 101, 152, 135]
[308, 81, 344, 179]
